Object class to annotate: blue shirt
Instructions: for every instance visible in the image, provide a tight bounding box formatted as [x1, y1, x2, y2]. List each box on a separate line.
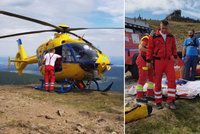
[183, 37, 199, 56]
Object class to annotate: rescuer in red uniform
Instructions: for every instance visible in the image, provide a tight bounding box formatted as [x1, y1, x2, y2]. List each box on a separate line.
[43, 48, 61, 91]
[146, 20, 178, 110]
[135, 35, 154, 102]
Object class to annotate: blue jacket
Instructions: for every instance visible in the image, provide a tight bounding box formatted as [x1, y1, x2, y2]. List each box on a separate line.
[183, 37, 199, 56]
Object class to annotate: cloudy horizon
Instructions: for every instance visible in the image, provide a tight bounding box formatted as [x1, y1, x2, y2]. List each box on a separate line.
[0, 0, 124, 58]
[126, 0, 200, 20]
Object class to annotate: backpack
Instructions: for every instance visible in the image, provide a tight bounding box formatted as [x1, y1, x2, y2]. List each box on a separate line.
[187, 37, 198, 47]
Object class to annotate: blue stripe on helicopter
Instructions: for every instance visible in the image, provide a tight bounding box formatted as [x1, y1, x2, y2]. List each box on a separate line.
[17, 38, 22, 45]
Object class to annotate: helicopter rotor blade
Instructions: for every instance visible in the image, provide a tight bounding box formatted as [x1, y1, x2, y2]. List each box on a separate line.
[67, 27, 123, 31]
[68, 31, 92, 44]
[0, 10, 63, 32]
[0, 29, 57, 39]
[68, 31, 101, 52]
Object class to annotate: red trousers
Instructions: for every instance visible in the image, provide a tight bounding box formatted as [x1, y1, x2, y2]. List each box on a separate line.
[44, 65, 55, 91]
[136, 55, 154, 99]
[154, 59, 176, 103]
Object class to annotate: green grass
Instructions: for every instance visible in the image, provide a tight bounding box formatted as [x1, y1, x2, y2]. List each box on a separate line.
[126, 98, 200, 134]
[0, 71, 41, 85]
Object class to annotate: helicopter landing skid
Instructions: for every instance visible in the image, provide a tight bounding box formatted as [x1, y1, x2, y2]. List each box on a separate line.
[34, 79, 75, 93]
[56, 79, 75, 93]
[34, 79, 113, 93]
[85, 80, 113, 92]
[34, 79, 45, 91]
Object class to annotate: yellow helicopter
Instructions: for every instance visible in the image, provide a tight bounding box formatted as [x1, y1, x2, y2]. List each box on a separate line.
[0, 10, 122, 92]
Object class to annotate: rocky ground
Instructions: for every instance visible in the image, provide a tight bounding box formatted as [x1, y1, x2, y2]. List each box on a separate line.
[0, 85, 124, 134]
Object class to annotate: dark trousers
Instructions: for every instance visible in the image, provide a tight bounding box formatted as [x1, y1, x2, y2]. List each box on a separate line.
[184, 56, 198, 81]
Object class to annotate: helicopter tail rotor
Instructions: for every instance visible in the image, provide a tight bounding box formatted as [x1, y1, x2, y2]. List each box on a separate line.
[8, 39, 38, 75]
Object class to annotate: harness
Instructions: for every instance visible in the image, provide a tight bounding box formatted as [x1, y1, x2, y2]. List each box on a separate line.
[186, 37, 198, 47]
[48, 53, 54, 65]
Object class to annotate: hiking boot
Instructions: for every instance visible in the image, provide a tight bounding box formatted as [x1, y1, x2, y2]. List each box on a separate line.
[156, 103, 163, 109]
[166, 102, 176, 110]
[136, 98, 148, 103]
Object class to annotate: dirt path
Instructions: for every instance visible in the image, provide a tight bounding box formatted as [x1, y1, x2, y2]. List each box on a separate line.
[0, 85, 124, 134]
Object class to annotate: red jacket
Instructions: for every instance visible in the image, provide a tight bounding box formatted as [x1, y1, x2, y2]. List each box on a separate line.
[146, 30, 177, 62]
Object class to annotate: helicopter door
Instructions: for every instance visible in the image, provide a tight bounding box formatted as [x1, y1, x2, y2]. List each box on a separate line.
[54, 46, 63, 72]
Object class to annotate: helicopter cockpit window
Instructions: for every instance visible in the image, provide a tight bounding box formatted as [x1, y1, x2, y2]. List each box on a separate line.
[62, 43, 98, 66]
[62, 45, 75, 63]
[70, 43, 98, 63]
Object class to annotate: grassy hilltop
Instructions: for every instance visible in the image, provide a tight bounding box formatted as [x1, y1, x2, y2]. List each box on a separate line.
[0, 71, 42, 85]
[148, 20, 200, 51]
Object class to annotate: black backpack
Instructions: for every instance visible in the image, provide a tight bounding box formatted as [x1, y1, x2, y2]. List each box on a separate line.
[188, 37, 199, 47]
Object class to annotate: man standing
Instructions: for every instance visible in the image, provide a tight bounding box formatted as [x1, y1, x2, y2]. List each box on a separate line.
[146, 20, 178, 110]
[43, 48, 61, 91]
[182, 30, 200, 81]
[135, 35, 154, 102]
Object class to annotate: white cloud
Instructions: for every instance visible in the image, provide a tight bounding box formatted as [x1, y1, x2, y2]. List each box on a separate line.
[0, 0, 94, 26]
[97, 0, 124, 26]
[97, 0, 124, 16]
[126, 0, 200, 18]
[0, 0, 33, 7]
[0, 0, 123, 57]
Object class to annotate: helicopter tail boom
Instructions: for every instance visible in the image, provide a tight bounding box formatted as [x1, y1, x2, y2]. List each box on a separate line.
[9, 39, 38, 75]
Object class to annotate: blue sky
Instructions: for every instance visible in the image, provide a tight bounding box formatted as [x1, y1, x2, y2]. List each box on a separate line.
[0, 0, 124, 57]
[126, 0, 200, 20]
